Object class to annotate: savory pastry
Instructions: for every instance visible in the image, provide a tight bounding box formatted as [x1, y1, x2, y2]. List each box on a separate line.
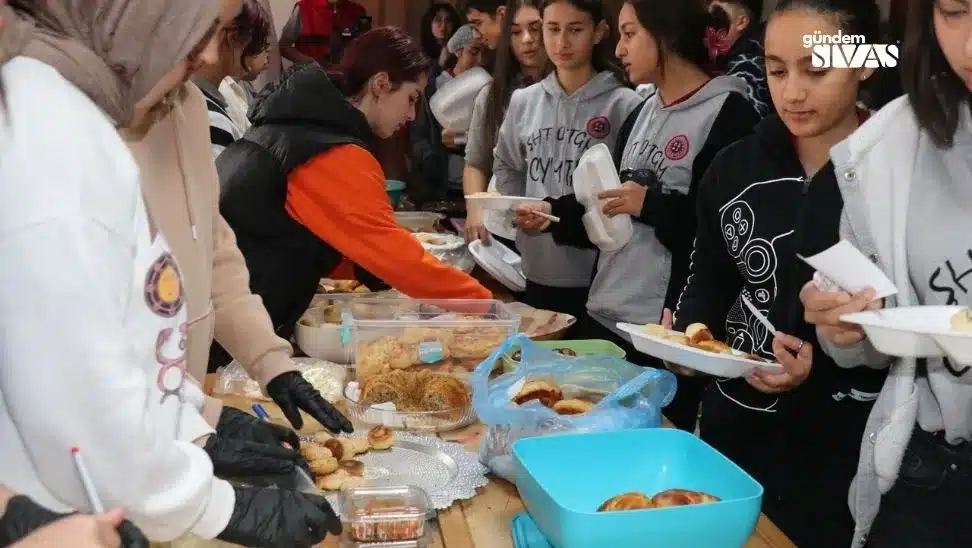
[308, 455, 340, 475]
[685, 323, 714, 345]
[300, 442, 333, 462]
[449, 329, 505, 359]
[347, 436, 371, 455]
[640, 324, 669, 338]
[951, 308, 972, 332]
[340, 460, 366, 477]
[665, 331, 689, 345]
[597, 492, 654, 512]
[317, 469, 350, 491]
[323, 438, 355, 461]
[555, 348, 577, 356]
[368, 426, 395, 450]
[311, 431, 333, 444]
[551, 398, 595, 415]
[420, 375, 472, 412]
[693, 340, 733, 354]
[512, 380, 563, 408]
[651, 489, 720, 507]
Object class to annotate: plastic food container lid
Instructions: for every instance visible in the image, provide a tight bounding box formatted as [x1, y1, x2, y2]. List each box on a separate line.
[340, 485, 434, 521]
[573, 143, 633, 252]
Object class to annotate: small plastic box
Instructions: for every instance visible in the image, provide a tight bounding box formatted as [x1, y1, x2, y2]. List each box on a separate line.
[349, 298, 519, 382]
[340, 486, 433, 542]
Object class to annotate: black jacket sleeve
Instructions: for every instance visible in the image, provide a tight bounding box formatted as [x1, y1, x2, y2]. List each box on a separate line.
[671, 154, 745, 340]
[544, 194, 596, 249]
[647, 93, 759, 311]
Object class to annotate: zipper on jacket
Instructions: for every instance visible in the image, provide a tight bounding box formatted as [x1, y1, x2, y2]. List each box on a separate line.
[800, 175, 810, 194]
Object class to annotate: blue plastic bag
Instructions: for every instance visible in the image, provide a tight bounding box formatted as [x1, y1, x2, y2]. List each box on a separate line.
[472, 334, 676, 481]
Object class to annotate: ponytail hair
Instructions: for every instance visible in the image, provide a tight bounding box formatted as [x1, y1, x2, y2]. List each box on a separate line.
[625, 0, 726, 75]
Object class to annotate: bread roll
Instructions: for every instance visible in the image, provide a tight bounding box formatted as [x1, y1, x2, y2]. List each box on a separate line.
[685, 323, 714, 344]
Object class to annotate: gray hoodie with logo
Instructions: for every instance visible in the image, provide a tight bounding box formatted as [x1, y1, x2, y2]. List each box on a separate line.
[492, 71, 641, 287]
[587, 76, 758, 334]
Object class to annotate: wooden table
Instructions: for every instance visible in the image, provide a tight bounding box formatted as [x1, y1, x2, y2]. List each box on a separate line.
[208, 382, 794, 548]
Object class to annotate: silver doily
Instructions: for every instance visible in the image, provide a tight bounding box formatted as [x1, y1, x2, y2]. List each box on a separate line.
[303, 431, 488, 511]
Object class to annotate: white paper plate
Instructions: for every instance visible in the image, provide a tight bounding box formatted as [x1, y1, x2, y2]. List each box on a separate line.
[464, 194, 545, 211]
[469, 239, 526, 292]
[841, 306, 972, 362]
[616, 322, 781, 378]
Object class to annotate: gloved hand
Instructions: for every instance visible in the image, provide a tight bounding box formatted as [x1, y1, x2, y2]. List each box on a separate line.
[216, 485, 341, 548]
[216, 406, 300, 449]
[0, 495, 148, 547]
[203, 434, 299, 480]
[266, 371, 353, 433]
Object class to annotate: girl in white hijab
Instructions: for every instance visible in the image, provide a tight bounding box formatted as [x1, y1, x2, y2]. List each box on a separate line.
[0, 2, 338, 546]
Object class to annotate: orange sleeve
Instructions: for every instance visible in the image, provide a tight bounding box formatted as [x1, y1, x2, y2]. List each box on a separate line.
[285, 144, 492, 300]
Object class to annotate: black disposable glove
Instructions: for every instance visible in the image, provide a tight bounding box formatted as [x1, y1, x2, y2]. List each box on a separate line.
[203, 434, 299, 480]
[0, 495, 148, 547]
[216, 485, 341, 548]
[266, 371, 353, 433]
[216, 406, 300, 449]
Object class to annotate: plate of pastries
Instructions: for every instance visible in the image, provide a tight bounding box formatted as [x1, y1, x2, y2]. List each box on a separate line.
[299, 426, 396, 492]
[616, 321, 782, 378]
[597, 489, 720, 512]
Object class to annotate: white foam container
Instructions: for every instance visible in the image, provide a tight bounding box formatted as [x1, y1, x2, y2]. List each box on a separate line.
[573, 143, 633, 252]
[430, 67, 493, 131]
[469, 239, 526, 292]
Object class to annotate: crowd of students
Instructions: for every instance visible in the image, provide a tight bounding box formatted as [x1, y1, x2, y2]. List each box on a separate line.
[0, 0, 969, 547]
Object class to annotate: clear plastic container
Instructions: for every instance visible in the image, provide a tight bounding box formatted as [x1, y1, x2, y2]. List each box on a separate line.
[340, 537, 429, 548]
[350, 299, 519, 382]
[340, 486, 433, 542]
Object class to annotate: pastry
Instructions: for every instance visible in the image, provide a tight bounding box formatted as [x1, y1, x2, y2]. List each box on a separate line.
[340, 460, 366, 477]
[951, 308, 972, 332]
[308, 455, 340, 475]
[468, 191, 500, 197]
[420, 375, 471, 412]
[368, 426, 395, 450]
[597, 492, 654, 512]
[317, 469, 349, 491]
[512, 380, 563, 408]
[555, 348, 577, 356]
[300, 442, 332, 462]
[342, 475, 368, 489]
[651, 489, 720, 507]
[324, 438, 355, 461]
[551, 398, 595, 415]
[693, 339, 733, 354]
[665, 331, 689, 345]
[685, 323, 714, 345]
[641, 324, 669, 337]
[347, 436, 371, 455]
[311, 431, 333, 444]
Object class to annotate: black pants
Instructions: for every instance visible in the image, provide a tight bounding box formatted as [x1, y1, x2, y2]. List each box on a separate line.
[523, 280, 588, 338]
[700, 381, 873, 548]
[578, 316, 708, 432]
[867, 427, 972, 547]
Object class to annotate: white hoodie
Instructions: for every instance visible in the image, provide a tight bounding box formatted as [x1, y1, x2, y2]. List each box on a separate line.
[0, 57, 234, 541]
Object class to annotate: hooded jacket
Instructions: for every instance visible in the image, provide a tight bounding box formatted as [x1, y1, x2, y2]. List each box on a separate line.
[546, 76, 759, 334]
[217, 64, 490, 345]
[493, 71, 642, 287]
[673, 113, 887, 412]
[715, 24, 771, 118]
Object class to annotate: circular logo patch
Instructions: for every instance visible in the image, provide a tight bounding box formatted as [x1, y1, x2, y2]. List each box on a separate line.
[144, 252, 184, 318]
[664, 134, 690, 161]
[586, 116, 611, 140]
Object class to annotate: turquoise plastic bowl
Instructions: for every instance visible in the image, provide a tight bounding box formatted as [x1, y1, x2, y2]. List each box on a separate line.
[512, 429, 763, 548]
[385, 179, 406, 208]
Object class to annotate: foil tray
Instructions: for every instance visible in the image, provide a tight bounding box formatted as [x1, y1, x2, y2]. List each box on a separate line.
[302, 431, 488, 511]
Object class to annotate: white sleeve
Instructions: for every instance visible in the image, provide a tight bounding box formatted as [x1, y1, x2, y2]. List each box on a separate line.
[491, 90, 527, 196]
[0, 217, 234, 541]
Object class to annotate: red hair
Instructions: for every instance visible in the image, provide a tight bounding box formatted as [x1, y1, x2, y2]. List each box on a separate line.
[336, 26, 431, 97]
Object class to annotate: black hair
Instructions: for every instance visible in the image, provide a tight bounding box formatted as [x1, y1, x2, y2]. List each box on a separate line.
[771, 0, 882, 110]
[540, 0, 626, 82]
[421, 3, 462, 62]
[465, 0, 507, 14]
[482, 0, 550, 165]
[626, 0, 723, 74]
[708, 4, 732, 33]
[772, 0, 880, 44]
[900, 0, 972, 148]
